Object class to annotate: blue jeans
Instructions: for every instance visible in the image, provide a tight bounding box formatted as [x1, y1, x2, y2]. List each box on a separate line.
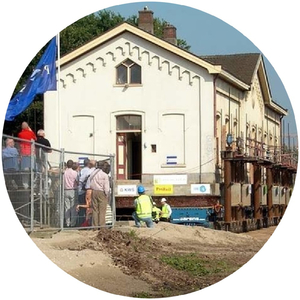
[77, 192, 86, 226]
[132, 211, 154, 228]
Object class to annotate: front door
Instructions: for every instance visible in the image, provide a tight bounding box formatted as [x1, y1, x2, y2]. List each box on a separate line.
[116, 132, 142, 180]
[116, 115, 142, 180]
[117, 133, 127, 180]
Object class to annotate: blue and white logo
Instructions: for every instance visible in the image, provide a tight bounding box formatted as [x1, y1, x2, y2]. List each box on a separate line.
[200, 185, 207, 193]
[191, 184, 211, 194]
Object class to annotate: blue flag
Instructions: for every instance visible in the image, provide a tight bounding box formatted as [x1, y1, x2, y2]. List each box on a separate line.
[5, 37, 57, 121]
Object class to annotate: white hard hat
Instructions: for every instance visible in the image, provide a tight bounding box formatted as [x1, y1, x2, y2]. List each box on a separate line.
[161, 198, 167, 203]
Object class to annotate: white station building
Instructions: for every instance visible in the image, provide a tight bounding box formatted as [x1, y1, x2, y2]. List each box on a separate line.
[44, 8, 292, 208]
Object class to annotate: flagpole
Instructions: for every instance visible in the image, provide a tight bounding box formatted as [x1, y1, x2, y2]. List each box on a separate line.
[56, 33, 62, 149]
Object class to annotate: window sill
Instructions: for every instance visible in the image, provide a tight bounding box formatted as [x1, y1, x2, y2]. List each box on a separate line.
[161, 164, 186, 168]
[114, 84, 143, 88]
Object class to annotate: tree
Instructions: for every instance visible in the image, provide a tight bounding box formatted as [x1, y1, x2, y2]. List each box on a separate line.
[60, 10, 125, 56]
[3, 10, 191, 135]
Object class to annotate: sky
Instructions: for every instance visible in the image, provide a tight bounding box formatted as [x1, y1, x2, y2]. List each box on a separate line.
[105, 2, 298, 138]
[0, 1, 299, 300]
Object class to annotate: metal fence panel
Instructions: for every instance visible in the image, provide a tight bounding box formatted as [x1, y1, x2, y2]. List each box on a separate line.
[2, 135, 115, 232]
[62, 150, 115, 230]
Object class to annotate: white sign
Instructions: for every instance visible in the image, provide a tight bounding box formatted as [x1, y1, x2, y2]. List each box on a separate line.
[191, 184, 211, 194]
[153, 174, 187, 185]
[166, 155, 177, 165]
[117, 185, 137, 196]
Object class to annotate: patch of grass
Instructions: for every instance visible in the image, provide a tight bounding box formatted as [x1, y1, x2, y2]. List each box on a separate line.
[161, 253, 209, 276]
[160, 253, 231, 277]
[132, 292, 152, 298]
[128, 229, 138, 239]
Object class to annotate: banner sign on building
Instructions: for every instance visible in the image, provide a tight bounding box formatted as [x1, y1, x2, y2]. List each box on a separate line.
[154, 185, 174, 195]
[191, 184, 211, 194]
[154, 174, 187, 185]
[117, 185, 137, 196]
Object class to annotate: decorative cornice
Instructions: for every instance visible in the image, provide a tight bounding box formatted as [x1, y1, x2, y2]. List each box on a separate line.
[59, 22, 222, 75]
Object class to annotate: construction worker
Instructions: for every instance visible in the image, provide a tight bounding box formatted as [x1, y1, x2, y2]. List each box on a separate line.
[213, 200, 223, 220]
[152, 202, 161, 223]
[132, 185, 154, 228]
[160, 198, 172, 222]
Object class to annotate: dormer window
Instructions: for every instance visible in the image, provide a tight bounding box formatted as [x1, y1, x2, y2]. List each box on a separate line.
[116, 59, 141, 85]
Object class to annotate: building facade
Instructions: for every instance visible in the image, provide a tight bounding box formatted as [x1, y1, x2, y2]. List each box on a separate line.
[44, 8, 296, 221]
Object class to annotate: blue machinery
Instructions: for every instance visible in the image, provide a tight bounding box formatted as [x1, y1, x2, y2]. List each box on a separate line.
[170, 207, 214, 228]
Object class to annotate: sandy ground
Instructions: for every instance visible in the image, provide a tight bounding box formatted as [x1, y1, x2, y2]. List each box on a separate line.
[32, 222, 276, 298]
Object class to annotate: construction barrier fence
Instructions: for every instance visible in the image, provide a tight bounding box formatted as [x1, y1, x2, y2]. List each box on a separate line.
[2, 134, 115, 233]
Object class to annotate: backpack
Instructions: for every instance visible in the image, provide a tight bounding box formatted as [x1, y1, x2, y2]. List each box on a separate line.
[81, 168, 100, 190]
[81, 174, 90, 191]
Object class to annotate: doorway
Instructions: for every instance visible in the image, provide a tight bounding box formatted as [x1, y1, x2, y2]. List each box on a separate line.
[116, 132, 141, 180]
[116, 114, 142, 180]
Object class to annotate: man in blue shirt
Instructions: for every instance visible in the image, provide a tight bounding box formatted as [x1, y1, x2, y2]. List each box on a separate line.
[2, 138, 20, 189]
[77, 158, 91, 226]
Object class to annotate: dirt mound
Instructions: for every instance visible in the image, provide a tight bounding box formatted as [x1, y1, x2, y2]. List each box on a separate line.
[94, 229, 201, 295]
[75, 224, 265, 296]
[32, 223, 272, 298]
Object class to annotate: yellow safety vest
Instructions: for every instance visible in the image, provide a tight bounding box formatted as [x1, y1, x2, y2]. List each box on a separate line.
[161, 204, 170, 218]
[152, 207, 161, 220]
[136, 195, 153, 218]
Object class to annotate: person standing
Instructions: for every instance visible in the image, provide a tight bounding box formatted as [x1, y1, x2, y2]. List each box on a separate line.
[18, 122, 37, 189]
[160, 198, 172, 222]
[35, 129, 52, 172]
[77, 158, 91, 226]
[36, 129, 52, 150]
[2, 138, 19, 171]
[76, 160, 97, 227]
[18, 122, 37, 155]
[2, 138, 20, 189]
[132, 185, 154, 228]
[63, 159, 78, 227]
[86, 160, 110, 228]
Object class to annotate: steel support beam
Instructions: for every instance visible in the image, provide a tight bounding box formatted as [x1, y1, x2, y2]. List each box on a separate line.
[224, 159, 232, 226]
[253, 164, 262, 225]
[266, 167, 274, 220]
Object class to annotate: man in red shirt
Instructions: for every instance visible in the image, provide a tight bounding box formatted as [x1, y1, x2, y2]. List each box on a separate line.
[17, 122, 37, 189]
[18, 122, 37, 155]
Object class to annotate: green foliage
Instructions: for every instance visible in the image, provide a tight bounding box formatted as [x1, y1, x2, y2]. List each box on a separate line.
[161, 253, 210, 276]
[128, 229, 139, 239]
[177, 39, 191, 51]
[3, 9, 190, 134]
[60, 10, 125, 56]
[160, 253, 229, 277]
[132, 292, 152, 298]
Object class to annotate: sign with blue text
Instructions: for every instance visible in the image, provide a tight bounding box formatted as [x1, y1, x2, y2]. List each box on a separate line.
[117, 185, 137, 196]
[191, 184, 211, 194]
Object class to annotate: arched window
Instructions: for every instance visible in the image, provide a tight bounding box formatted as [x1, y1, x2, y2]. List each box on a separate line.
[116, 59, 141, 85]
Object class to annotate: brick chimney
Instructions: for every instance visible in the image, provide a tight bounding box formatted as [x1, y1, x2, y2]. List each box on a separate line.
[163, 23, 177, 46]
[138, 6, 154, 34]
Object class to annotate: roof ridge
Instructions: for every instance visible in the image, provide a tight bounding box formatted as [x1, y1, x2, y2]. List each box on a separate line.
[200, 53, 261, 58]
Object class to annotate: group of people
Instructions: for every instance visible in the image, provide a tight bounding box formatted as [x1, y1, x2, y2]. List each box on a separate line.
[3, 122, 174, 230]
[63, 158, 111, 228]
[2, 122, 51, 189]
[132, 185, 172, 228]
